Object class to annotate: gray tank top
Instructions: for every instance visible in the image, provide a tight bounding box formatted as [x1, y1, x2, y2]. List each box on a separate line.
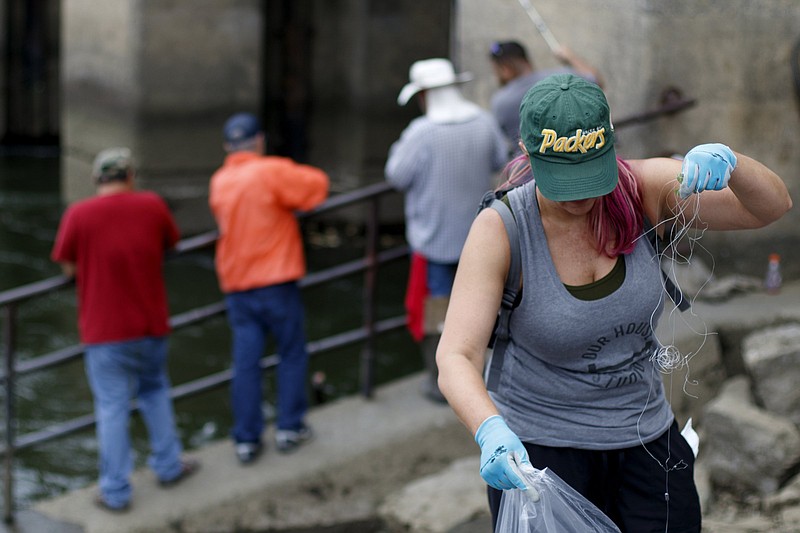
[489, 181, 673, 449]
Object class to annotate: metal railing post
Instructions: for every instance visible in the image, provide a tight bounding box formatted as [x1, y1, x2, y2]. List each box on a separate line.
[359, 196, 379, 399]
[2, 304, 17, 524]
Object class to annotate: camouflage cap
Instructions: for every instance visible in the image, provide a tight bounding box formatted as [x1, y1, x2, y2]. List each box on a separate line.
[92, 147, 133, 183]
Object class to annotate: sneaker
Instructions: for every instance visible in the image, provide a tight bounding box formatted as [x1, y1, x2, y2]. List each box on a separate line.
[422, 380, 448, 404]
[94, 493, 130, 513]
[275, 425, 314, 454]
[159, 457, 201, 487]
[235, 442, 263, 464]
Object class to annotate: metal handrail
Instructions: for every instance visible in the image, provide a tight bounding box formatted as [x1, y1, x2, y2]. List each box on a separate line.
[0, 180, 405, 523]
[0, 243, 408, 383]
[613, 90, 696, 129]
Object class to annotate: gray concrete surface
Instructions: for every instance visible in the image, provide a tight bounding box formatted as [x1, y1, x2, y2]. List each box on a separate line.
[5, 279, 800, 533]
[22, 373, 480, 533]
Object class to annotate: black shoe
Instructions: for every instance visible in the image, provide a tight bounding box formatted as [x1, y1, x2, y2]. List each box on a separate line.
[421, 381, 448, 404]
[159, 458, 201, 487]
[275, 425, 313, 454]
[94, 494, 130, 513]
[235, 442, 263, 464]
[424, 387, 448, 404]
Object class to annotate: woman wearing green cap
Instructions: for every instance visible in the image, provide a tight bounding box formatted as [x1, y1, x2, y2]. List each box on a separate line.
[436, 73, 792, 531]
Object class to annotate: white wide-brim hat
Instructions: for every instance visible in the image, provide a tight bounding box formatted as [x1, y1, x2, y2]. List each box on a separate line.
[397, 58, 473, 106]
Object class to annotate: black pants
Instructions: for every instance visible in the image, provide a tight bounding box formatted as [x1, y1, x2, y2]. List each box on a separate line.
[488, 421, 701, 533]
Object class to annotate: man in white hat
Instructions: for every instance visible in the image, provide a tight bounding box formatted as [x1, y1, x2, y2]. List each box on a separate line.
[385, 58, 507, 403]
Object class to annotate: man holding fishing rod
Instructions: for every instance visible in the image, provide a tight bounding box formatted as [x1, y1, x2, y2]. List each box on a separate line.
[490, 0, 603, 151]
[489, 39, 604, 150]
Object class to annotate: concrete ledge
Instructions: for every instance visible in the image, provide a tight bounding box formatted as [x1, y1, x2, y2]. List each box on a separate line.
[32, 373, 478, 533]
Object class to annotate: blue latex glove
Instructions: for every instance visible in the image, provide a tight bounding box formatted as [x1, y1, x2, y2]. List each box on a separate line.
[475, 415, 531, 491]
[679, 143, 737, 198]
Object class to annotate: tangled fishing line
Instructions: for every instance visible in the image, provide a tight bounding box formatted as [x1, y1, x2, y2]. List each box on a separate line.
[635, 178, 719, 532]
[643, 179, 717, 390]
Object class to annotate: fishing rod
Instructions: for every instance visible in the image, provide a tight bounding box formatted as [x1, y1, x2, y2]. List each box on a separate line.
[517, 0, 561, 54]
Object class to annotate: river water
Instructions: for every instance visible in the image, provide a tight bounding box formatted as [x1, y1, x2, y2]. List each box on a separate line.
[0, 154, 417, 507]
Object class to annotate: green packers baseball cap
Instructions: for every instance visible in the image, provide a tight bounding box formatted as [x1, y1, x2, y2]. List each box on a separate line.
[519, 73, 618, 201]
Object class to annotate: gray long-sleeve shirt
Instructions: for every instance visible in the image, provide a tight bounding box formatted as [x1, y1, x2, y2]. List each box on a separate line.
[385, 112, 507, 263]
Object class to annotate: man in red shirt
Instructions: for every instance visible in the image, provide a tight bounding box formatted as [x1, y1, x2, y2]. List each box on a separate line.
[210, 113, 329, 463]
[52, 148, 198, 512]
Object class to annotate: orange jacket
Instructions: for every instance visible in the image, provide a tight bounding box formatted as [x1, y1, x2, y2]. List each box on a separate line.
[209, 152, 329, 292]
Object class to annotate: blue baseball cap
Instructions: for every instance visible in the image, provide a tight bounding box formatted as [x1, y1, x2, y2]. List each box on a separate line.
[223, 113, 262, 145]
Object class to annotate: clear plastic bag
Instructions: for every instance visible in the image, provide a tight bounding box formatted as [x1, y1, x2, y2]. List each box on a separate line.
[495, 454, 620, 533]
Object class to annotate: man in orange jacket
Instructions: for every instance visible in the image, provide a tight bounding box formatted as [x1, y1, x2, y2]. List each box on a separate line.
[209, 113, 329, 464]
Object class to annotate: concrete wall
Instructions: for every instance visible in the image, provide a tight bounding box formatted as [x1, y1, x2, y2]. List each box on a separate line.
[309, 1, 451, 190]
[456, 0, 800, 277]
[61, 2, 140, 200]
[304, 0, 451, 230]
[59, 1, 450, 235]
[57, 0, 800, 273]
[61, 0, 261, 233]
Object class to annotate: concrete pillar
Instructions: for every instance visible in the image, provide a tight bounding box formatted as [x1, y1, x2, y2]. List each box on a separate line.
[0, 2, 6, 137]
[1, 0, 60, 144]
[61, 0, 262, 234]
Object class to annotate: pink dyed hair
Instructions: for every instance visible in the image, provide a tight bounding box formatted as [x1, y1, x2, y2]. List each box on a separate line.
[496, 155, 643, 257]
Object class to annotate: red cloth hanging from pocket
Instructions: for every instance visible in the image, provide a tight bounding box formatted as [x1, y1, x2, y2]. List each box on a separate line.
[404, 253, 428, 342]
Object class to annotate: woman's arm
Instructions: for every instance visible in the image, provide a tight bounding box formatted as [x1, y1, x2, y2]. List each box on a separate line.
[438, 206, 534, 492]
[58, 261, 76, 278]
[631, 149, 792, 231]
[436, 207, 509, 434]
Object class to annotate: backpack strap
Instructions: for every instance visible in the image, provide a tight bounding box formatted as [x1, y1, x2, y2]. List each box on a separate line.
[643, 217, 690, 311]
[480, 192, 522, 392]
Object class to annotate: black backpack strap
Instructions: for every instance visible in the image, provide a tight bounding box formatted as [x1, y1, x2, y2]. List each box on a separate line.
[483, 195, 521, 391]
[644, 217, 690, 312]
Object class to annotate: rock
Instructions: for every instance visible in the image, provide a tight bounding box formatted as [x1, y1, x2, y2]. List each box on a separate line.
[662, 255, 715, 300]
[698, 275, 763, 302]
[379, 456, 487, 533]
[742, 323, 800, 424]
[702, 512, 778, 533]
[702, 376, 800, 495]
[694, 461, 713, 513]
[659, 331, 724, 425]
[764, 472, 800, 512]
[781, 505, 800, 532]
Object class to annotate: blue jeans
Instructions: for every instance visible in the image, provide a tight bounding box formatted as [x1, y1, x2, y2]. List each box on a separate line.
[426, 261, 457, 297]
[225, 282, 309, 444]
[84, 337, 183, 507]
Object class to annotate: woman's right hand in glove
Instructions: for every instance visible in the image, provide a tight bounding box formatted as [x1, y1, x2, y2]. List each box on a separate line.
[475, 415, 531, 491]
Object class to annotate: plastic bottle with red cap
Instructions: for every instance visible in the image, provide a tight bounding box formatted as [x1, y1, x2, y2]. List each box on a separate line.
[764, 253, 782, 294]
